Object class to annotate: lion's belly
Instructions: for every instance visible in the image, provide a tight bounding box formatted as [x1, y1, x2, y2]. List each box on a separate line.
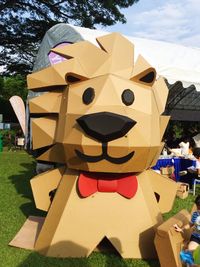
[35, 170, 163, 258]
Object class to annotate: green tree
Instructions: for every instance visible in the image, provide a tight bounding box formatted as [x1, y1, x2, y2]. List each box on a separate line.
[0, 75, 27, 101]
[0, 0, 139, 75]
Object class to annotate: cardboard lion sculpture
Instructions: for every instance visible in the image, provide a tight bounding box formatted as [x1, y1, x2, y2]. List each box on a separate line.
[16, 31, 178, 259]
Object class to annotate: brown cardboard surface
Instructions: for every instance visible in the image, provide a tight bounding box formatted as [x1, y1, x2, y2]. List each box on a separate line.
[37, 143, 66, 164]
[131, 55, 156, 87]
[176, 182, 189, 199]
[96, 33, 134, 79]
[154, 209, 191, 267]
[149, 143, 164, 168]
[160, 115, 170, 140]
[9, 216, 45, 250]
[21, 32, 174, 259]
[32, 116, 58, 149]
[52, 40, 109, 78]
[31, 167, 65, 211]
[131, 56, 153, 79]
[153, 77, 169, 114]
[160, 166, 174, 175]
[34, 169, 164, 258]
[148, 169, 177, 213]
[54, 81, 167, 173]
[27, 59, 87, 89]
[29, 91, 62, 114]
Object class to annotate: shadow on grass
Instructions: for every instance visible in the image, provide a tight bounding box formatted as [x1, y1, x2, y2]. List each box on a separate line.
[8, 161, 46, 217]
[17, 252, 91, 267]
[17, 241, 90, 267]
[16, 250, 160, 267]
[17, 252, 130, 267]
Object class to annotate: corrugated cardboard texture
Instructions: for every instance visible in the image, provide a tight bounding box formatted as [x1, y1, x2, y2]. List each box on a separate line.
[176, 182, 189, 199]
[29, 91, 62, 113]
[12, 32, 175, 259]
[32, 169, 178, 258]
[154, 209, 192, 267]
[9, 216, 45, 250]
[31, 167, 66, 211]
[27, 33, 169, 174]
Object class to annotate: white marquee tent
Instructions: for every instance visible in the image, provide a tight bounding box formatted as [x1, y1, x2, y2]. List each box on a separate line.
[33, 23, 200, 121]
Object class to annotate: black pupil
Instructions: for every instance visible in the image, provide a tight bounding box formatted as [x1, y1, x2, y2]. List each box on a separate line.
[122, 89, 134, 106]
[82, 87, 95, 105]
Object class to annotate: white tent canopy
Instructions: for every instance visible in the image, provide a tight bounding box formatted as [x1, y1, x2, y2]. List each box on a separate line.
[34, 23, 200, 90]
[67, 24, 200, 91]
[32, 23, 200, 121]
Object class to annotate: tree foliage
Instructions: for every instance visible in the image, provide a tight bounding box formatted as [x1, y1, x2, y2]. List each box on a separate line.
[0, 0, 139, 75]
[0, 75, 27, 101]
[164, 120, 200, 148]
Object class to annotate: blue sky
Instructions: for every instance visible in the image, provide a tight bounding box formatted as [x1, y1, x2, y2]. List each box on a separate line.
[98, 0, 200, 48]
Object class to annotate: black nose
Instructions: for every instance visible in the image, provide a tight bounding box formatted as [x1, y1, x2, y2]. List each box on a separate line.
[76, 112, 136, 142]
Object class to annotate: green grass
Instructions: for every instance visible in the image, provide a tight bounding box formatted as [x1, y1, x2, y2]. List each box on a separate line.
[0, 151, 196, 267]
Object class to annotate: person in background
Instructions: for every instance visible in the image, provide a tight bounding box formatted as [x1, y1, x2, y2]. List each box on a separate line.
[193, 148, 200, 176]
[179, 147, 200, 189]
[179, 136, 190, 156]
[174, 195, 200, 266]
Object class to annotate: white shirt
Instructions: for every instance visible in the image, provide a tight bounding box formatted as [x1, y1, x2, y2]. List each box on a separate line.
[196, 160, 200, 170]
[179, 142, 189, 155]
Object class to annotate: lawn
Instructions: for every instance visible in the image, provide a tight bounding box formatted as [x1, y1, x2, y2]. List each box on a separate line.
[0, 151, 196, 267]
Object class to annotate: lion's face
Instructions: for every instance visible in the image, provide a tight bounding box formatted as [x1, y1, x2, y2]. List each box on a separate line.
[28, 33, 169, 174]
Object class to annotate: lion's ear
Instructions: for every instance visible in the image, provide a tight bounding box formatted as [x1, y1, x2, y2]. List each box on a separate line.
[130, 55, 156, 87]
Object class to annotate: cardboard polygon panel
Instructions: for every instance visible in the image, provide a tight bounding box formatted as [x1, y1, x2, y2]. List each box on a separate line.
[131, 55, 156, 87]
[63, 142, 159, 173]
[109, 75, 153, 114]
[37, 143, 66, 164]
[154, 209, 191, 267]
[18, 32, 173, 260]
[145, 146, 161, 169]
[27, 65, 66, 89]
[31, 167, 65, 211]
[150, 96, 162, 145]
[9, 216, 45, 250]
[27, 59, 87, 89]
[29, 91, 62, 114]
[160, 115, 170, 140]
[176, 182, 189, 199]
[137, 170, 163, 224]
[161, 166, 175, 175]
[34, 169, 164, 258]
[52, 41, 109, 77]
[150, 143, 164, 167]
[148, 169, 177, 213]
[96, 33, 134, 79]
[32, 117, 58, 149]
[153, 77, 169, 114]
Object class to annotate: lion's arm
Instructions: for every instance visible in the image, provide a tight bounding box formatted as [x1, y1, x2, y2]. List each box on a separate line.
[146, 169, 178, 213]
[30, 166, 65, 211]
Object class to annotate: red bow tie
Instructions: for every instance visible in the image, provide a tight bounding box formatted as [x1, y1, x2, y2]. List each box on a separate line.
[78, 172, 138, 199]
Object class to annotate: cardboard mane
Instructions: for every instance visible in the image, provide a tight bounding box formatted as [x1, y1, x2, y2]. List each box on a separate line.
[11, 31, 178, 260]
